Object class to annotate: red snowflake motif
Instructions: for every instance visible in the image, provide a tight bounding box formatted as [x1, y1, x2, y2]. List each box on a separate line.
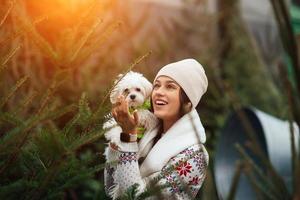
[176, 161, 192, 176]
[189, 176, 200, 185]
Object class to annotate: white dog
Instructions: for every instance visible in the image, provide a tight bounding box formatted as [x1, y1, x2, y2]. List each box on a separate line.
[103, 71, 158, 147]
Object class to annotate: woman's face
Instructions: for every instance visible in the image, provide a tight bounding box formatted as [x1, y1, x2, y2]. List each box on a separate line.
[152, 76, 181, 122]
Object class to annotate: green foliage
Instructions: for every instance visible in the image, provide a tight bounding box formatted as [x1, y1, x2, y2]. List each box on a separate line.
[217, 0, 284, 117]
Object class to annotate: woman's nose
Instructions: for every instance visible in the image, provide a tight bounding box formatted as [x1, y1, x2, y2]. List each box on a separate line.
[153, 86, 165, 96]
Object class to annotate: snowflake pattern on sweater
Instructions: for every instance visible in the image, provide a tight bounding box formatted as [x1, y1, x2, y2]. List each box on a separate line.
[104, 143, 208, 199]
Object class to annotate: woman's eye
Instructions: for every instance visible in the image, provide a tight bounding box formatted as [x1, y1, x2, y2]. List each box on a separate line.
[167, 84, 176, 89]
[153, 84, 160, 88]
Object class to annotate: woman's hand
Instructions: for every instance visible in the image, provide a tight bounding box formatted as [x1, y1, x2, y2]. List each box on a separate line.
[112, 95, 139, 134]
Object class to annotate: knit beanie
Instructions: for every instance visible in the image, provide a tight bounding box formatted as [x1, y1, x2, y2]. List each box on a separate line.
[154, 58, 208, 109]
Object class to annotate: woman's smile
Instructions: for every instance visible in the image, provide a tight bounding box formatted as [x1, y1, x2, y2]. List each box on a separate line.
[154, 99, 168, 106]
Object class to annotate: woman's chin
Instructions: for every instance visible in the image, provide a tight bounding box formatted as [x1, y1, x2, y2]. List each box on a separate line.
[153, 110, 165, 119]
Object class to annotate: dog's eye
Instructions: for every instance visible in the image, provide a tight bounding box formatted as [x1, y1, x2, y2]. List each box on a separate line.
[124, 88, 129, 93]
[136, 88, 141, 92]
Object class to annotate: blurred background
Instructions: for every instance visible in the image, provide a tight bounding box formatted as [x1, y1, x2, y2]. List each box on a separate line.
[0, 0, 299, 199]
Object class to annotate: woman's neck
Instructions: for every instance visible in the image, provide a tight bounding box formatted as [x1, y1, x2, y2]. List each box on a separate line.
[163, 117, 179, 133]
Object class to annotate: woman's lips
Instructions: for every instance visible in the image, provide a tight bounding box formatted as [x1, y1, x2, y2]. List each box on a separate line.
[154, 99, 168, 106]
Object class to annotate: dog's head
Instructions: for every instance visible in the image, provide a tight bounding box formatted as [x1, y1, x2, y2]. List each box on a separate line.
[110, 71, 152, 108]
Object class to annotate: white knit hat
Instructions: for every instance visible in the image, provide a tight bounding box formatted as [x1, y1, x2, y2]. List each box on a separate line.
[154, 58, 208, 108]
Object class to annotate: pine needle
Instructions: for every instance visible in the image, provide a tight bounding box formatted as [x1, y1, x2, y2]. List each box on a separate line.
[0, 0, 15, 28]
[0, 44, 22, 74]
[0, 76, 28, 109]
[12, 91, 38, 116]
[244, 169, 278, 200]
[70, 18, 103, 62]
[235, 143, 290, 199]
[2, 44, 22, 66]
[70, 128, 105, 152]
[0, 14, 48, 46]
[0, 112, 24, 126]
[37, 73, 66, 115]
[227, 161, 243, 200]
[63, 113, 81, 136]
[71, 21, 122, 65]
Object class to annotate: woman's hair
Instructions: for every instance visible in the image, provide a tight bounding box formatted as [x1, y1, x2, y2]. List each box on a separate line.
[179, 88, 192, 117]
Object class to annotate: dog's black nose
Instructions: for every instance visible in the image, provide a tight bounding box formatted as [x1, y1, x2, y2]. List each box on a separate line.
[130, 94, 136, 100]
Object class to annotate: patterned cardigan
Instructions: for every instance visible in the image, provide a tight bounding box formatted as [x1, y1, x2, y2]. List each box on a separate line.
[104, 109, 209, 199]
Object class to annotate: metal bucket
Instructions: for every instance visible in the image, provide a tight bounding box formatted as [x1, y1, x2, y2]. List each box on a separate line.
[214, 107, 299, 200]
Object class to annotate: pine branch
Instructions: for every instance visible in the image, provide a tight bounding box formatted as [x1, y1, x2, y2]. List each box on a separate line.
[244, 168, 278, 200]
[0, 13, 48, 46]
[70, 18, 103, 63]
[78, 92, 92, 125]
[288, 119, 297, 194]
[0, 76, 28, 109]
[270, 0, 300, 91]
[13, 2, 58, 64]
[235, 143, 290, 199]
[27, 155, 67, 200]
[41, 104, 76, 122]
[0, 104, 75, 175]
[221, 79, 290, 198]
[0, 112, 24, 127]
[71, 21, 122, 66]
[36, 70, 66, 114]
[62, 113, 81, 136]
[70, 128, 105, 152]
[0, 44, 22, 74]
[71, 0, 99, 40]
[226, 161, 243, 200]
[2, 44, 22, 66]
[0, 179, 37, 199]
[0, 0, 15, 28]
[12, 91, 38, 116]
[269, 0, 300, 128]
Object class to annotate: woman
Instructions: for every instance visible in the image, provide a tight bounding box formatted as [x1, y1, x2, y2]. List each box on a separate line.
[104, 59, 209, 199]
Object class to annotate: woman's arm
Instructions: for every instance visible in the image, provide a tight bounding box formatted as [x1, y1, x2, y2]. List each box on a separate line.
[104, 94, 140, 197]
[104, 141, 144, 199]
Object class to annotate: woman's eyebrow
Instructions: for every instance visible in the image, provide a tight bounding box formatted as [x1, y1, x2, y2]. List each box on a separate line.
[165, 80, 178, 85]
[154, 79, 178, 86]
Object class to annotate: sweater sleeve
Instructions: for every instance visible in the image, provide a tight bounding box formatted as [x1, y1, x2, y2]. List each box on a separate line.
[104, 141, 140, 198]
[108, 143, 209, 199]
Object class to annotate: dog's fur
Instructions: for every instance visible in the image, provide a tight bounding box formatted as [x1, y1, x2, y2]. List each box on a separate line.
[103, 71, 158, 153]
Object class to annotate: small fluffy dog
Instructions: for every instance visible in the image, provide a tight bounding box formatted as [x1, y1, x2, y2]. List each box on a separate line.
[103, 71, 158, 147]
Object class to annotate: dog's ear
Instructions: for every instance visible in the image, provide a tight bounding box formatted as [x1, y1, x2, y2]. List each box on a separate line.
[141, 77, 153, 98]
[110, 86, 120, 104]
[114, 73, 123, 84]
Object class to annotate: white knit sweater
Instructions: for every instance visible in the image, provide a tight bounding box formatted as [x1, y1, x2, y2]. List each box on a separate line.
[104, 109, 209, 199]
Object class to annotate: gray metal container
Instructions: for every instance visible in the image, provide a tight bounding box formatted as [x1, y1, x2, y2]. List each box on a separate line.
[214, 107, 299, 199]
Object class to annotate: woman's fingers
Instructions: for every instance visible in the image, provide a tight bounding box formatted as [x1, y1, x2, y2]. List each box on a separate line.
[120, 95, 128, 114]
[112, 95, 129, 121]
[112, 109, 117, 119]
[133, 110, 139, 125]
[111, 95, 138, 133]
[116, 95, 129, 116]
